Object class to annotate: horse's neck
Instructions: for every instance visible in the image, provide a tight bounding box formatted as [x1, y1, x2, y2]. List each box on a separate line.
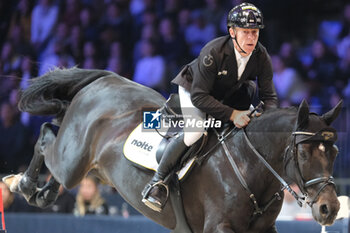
[244, 109, 297, 167]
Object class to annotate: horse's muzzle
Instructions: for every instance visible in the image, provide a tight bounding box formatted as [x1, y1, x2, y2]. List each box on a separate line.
[311, 186, 340, 226]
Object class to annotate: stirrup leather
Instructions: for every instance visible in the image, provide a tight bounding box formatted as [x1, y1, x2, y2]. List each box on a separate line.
[142, 181, 169, 212]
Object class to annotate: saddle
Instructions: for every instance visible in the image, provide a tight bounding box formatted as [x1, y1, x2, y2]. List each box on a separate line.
[155, 94, 210, 178]
[158, 94, 234, 164]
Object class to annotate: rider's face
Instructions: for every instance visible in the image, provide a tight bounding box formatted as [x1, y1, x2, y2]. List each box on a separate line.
[230, 27, 259, 56]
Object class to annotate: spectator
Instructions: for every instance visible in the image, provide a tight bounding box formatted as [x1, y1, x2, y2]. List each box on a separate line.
[0, 69, 20, 104]
[79, 7, 99, 42]
[339, 3, 350, 39]
[337, 45, 350, 91]
[160, 0, 183, 19]
[279, 42, 305, 78]
[0, 102, 32, 173]
[19, 56, 36, 90]
[202, 0, 225, 35]
[177, 8, 191, 35]
[73, 175, 109, 216]
[158, 17, 188, 76]
[304, 40, 338, 99]
[8, 89, 21, 121]
[41, 22, 71, 61]
[81, 40, 102, 69]
[68, 25, 84, 65]
[38, 40, 75, 75]
[1, 41, 21, 74]
[8, 0, 33, 44]
[184, 10, 216, 58]
[138, 10, 158, 33]
[30, 0, 59, 53]
[98, 26, 120, 63]
[129, 0, 145, 17]
[83, 40, 97, 60]
[61, 0, 81, 28]
[132, 6, 158, 33]
[0, 2, 15, 48]
[82, 57, 98, 69]
[271, 55, 308, 107]
[337, 32, 350, 60]
[106, 41, 130, 76]
[106, 57, 124, 76]
[133, 23, 159, 65]
[98, 2, 132, 51]
[7, 24, 33, 58]
[133, 39, 166, 94]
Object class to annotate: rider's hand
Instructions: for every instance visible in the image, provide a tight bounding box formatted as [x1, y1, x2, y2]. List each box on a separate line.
[230, 109, 251, 128]
[252, 112, 262, 117]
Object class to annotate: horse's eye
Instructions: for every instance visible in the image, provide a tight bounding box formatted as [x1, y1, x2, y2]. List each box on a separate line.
[299, 149, 308, 159]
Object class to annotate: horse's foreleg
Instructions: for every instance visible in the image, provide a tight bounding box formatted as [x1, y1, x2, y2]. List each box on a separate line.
[33, 176, 61, 208]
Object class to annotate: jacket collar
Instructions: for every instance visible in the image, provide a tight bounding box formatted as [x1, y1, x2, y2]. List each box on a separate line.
[224, 37, 258, 81]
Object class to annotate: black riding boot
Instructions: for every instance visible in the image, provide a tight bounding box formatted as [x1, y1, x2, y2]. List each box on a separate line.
[142, 134, 188, 212]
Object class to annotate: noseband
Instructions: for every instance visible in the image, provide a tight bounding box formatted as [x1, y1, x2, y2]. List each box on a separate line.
[285, 129, 337, 207]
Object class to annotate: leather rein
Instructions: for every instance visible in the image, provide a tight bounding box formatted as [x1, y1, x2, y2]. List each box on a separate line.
[209, 117, 336, 216]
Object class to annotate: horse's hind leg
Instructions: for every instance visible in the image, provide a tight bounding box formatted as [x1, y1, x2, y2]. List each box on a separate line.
[34, 176, 61, 208]
[3, 122, 60, 208]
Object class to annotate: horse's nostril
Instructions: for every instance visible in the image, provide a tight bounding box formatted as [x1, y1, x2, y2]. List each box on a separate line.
[320, 204, 329, 215]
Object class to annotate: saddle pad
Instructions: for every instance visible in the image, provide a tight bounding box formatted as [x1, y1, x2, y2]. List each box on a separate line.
[123, 123, 194, 180]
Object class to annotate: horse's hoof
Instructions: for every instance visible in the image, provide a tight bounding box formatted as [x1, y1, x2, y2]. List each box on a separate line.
[2, 173, 23, 193]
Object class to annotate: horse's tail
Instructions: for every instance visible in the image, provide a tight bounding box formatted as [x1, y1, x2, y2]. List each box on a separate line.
[19, 67, 114, 119]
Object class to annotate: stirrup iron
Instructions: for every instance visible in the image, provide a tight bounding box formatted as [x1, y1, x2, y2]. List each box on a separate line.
[142, 181, 169, 212]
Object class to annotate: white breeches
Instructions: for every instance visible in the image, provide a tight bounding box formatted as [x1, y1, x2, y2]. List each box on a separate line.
[178, 86, 206, 146]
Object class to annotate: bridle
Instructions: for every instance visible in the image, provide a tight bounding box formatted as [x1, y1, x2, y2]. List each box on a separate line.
[284, 129, 337, 207]
[209, 124, 337, 215]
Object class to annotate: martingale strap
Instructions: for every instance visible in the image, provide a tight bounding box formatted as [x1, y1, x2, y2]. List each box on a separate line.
[214, 126, 283, 216]
[242, 130, 305, 207]
[213, 128, 268, 215]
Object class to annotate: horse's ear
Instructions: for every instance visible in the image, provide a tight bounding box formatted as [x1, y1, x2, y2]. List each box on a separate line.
[321, 100, 343, 125]
[296, 99, 309, 129]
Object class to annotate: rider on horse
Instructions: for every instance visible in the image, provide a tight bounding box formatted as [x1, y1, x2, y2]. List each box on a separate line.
[142, 2, 278, 212]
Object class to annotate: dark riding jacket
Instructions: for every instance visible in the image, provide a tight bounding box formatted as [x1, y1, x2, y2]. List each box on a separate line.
[172, 35, 278, 122]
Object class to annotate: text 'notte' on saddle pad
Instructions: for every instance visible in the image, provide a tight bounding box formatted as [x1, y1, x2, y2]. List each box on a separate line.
[123, 123, 194, 180]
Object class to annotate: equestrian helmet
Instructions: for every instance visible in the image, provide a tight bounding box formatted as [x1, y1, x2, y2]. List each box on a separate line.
[227, 3, 264, 29]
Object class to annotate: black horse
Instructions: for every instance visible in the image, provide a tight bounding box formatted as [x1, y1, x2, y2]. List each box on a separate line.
[4, 68, 341, 233]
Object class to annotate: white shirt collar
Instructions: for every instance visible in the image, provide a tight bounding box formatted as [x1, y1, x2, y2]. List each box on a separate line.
[234, 46, 252, 62]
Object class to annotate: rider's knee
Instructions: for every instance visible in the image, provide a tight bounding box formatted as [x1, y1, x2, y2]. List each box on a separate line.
[183, 131, 204, 146]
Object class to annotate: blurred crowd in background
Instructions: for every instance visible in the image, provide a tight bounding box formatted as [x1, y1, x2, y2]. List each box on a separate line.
[1, 0, 350, 214]
[0, 175, 135, 216]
